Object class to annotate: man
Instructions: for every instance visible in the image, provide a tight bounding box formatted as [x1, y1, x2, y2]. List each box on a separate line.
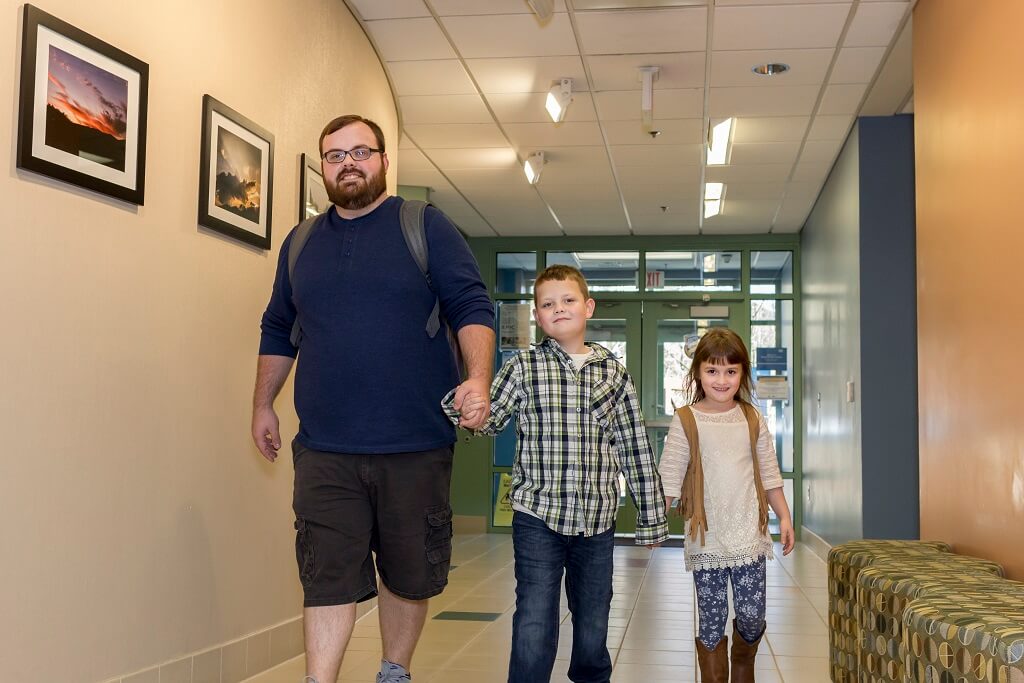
[252, 114, 495, 683]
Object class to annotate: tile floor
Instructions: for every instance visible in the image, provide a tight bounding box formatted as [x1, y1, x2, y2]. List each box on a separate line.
[245, 534, 829, 683]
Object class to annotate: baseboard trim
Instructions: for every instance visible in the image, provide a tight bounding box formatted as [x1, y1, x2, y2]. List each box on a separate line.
[802, 525, 832, 563]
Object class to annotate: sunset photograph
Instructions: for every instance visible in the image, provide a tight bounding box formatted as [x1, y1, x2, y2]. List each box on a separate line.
[214, 126, 262, 224]
[45, 44, 128, 171]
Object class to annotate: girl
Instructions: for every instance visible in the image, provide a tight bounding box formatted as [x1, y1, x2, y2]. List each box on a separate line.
[659, 327, 794, 683]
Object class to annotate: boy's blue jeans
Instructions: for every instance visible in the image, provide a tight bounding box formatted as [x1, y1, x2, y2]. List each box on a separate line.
[508, 511, 614, 683]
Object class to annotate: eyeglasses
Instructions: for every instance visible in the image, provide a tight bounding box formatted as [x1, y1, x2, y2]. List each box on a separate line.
[321, 147, 382, 164]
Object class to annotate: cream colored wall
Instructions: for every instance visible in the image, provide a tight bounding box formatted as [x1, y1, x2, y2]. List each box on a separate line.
[0, 1, 397, 680]
[914, 0, 1024, 579]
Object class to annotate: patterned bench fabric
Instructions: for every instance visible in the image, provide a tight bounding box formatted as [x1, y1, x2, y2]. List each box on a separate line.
[827, 540, 952, 682]
[902, 585, 1024, 683]
[855, 556, 1004, 682]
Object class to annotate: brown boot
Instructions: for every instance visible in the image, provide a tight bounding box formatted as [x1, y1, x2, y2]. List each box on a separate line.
[696, 636, 729, 683]
[729, 619, 764, 682]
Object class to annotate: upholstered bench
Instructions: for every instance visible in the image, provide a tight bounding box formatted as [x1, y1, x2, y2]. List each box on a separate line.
[902, 584, 1024, 683]
[828, 540, 952, 682]
[855, 556, 1004, 682]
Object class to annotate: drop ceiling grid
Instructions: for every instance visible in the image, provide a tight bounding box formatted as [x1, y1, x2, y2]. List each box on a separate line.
[345, 0, 912, 236]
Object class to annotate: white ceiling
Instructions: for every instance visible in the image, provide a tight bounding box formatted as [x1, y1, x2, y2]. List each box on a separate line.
[345, 0, 915, 237]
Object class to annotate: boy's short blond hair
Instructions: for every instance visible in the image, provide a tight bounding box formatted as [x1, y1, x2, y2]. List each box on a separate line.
[534, 265, 590, 302]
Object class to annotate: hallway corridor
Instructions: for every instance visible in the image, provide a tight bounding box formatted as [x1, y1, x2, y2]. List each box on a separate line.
[246, 534, 829, 683]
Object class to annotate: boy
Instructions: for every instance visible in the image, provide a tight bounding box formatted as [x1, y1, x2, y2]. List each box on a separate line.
[444, 265, 668, 683]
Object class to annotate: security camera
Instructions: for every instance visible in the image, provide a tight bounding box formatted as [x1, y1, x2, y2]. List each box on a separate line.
[723, 253, 733, 263]
[648, 130, 661, 138]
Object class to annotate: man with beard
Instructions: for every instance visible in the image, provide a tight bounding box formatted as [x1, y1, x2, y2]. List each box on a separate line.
[252, 115, 495, 683]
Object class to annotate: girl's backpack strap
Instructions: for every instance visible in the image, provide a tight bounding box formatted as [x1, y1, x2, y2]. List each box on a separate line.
[739, 402, 771, 536]
[675, 406, 708, 547]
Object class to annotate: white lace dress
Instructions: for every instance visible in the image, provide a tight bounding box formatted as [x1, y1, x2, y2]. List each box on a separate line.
[659, 404, 784, 572]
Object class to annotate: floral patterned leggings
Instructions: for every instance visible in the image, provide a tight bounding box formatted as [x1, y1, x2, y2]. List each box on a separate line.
[693, 557, 767, 650]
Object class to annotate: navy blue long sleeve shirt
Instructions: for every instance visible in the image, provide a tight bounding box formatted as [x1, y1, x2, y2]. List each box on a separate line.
[259, 196, 494, 454]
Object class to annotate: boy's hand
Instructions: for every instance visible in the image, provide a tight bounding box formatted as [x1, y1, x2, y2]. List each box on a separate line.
[453, 378, 490, 429]
[779, 517, 795, 556]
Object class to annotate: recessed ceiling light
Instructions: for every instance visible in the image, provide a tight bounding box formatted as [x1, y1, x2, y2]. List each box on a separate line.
[752, 63, 790, 76]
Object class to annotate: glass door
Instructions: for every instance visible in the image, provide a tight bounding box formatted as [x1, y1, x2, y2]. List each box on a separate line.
[615, 301, 745, 536]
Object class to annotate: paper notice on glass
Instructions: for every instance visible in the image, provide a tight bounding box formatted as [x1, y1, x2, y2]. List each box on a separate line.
[756, 376, 789, 400]
[499, 303, 532, 349]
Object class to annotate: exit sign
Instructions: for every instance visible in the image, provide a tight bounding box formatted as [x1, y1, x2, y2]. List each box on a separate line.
[646, 270, 664, 288]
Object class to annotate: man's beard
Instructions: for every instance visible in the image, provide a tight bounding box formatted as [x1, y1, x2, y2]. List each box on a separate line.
[326, 167, 387, 210]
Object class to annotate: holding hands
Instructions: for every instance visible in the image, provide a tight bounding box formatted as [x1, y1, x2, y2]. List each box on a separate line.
[452, 377, 490, 430]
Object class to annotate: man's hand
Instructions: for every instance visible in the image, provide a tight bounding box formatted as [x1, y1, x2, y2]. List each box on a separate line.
[252, 407, 282, 462]
[453, 376, 490, 430]
[779, 517, 796, 556]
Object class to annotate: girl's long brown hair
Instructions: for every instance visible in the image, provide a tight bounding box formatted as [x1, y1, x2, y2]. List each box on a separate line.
[686, 327, 755, 404]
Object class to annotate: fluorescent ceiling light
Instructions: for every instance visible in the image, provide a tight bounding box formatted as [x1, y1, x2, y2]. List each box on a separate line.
[704, 199, 722, 219]
[575, 251, 639, 261]
[545, 79, 573, 123]
[524, 152, 545, 185]
[638, 66, 660, 128]
[707, 118, 733, 166]
[703, 253, 717, 273]
[704, 182, 724, 201]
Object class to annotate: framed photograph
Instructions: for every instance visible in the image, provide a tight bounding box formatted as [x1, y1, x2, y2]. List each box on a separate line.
[198, 95, 274, 250]
[16, 4, 149, 204]
[299, 152, 331, 222]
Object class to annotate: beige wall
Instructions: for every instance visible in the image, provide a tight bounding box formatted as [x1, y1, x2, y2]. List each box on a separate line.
[0, 1, 397, 680]
[914, 0, 1024, 579]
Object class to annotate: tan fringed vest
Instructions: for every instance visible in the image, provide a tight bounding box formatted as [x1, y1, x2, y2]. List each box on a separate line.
[676, 403, 770, 546]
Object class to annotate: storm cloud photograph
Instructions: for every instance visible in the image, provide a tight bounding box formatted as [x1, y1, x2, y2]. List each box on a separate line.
[45, 45, 128, 170]
[214, 127, 261, 224]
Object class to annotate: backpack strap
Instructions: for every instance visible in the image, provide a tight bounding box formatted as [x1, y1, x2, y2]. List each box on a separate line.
[287, 213, 326, 348]
[675, 406, 708, 547]
[399, 198, 442, 339]
[739, 402, 771, 536]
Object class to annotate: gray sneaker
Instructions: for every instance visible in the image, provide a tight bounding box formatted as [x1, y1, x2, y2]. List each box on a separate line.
[376, 659, 412, 682]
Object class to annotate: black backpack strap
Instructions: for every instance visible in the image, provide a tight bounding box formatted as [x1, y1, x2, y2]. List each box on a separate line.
[287, 213, 326, 348]
[399, 199, 442, 339]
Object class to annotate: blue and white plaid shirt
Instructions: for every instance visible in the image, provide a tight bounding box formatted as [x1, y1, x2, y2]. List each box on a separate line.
[444, 338, 669, 545]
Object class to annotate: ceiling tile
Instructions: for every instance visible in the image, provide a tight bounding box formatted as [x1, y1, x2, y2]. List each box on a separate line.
[403, 123, 508, 148]
[710, 86, 820, 117]
[715, 0, 858, 4]
[616, 164, 701, 186]
[540, 181, 620, 202]
[594, 88, 703, 120]
[603, 119, 704, 146]
[632, 214, 701, 235]
[612, 144, 702, 166]
[713, 4, 852, 50]
[844, 2, 908, 47]
[818, 83, 868, 115]
[711, 49, 833, 87]
[539, 148, 616, 185]
[426, 147, 519, 170]
[732, 117, 810, 143]
[791, 162, 833, 183]
[388, 60, 477, 95]
[395, 147, 434, 170]
[400, 94, 494, 124]
[706, 164, 793, 183]
[702, 221, 772, 235]
[621, 182, 699, 205]
[347, 0, 429, 20]
[562, 221, 632, 235]
[588, 53, 706, 91]
[723, 182, 786, 200]
[729, 141, 800, 166]
[364, 18, 455, 61]
[800, 138, 844, 164]
[460, 184, 540, 204]
[503, 122, 605, 151]
[441, 13, 577, 58]
[830, 47, 886, 83]
[495, 221, 564, 236]
[466, 56, 588, 94]
[487, 92, 597, 123]
[549, 198, 625, 215]
[444, 167, 524, 185]
[575, 8, 707, 55]
[432, 0, 566, 14]
[807, 115, 854, 140]
[397, 168, 447, 187]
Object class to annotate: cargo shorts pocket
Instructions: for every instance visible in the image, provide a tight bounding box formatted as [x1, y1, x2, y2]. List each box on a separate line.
[294, 518, 316, 587]
[425, 504, 453, 585]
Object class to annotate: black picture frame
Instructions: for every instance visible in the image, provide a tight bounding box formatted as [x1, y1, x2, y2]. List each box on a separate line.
[198, 95, 274, 250]
[16, 4, 149, 205]
[298, 152, 331, 223]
